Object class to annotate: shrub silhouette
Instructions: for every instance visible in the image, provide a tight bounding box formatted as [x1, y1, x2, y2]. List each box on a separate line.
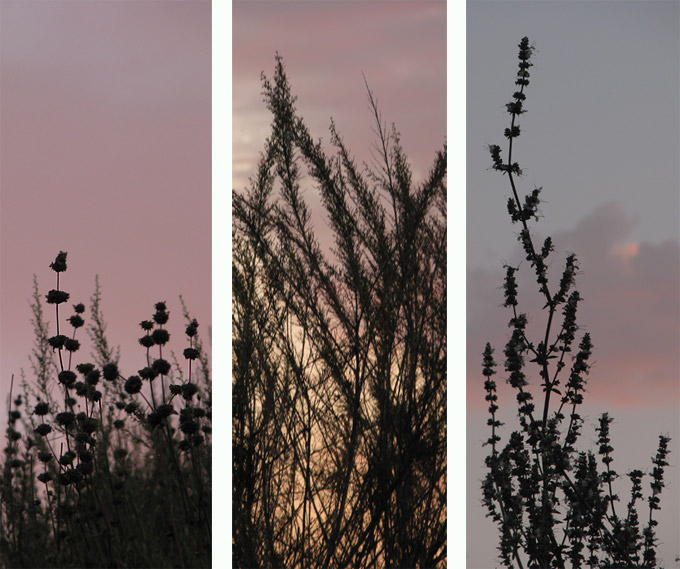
[233, 55, 446, 568]
[1, 251, 211, 568]
[481, 37, 671, 569]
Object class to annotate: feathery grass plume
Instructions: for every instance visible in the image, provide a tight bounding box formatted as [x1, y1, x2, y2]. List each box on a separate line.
[233, 54, 446, 569]
[481, 37, 670, 568]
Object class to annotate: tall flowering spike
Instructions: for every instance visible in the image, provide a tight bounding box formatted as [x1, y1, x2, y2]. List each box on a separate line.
[643, 435, 670, 567]
[482, 343, 503, 447]
[648, 435, 671, 511]
[50, 251, 68, 272]
[502, 265, 519, 307]
[515, 36, 534, 87]
[564, 333, 591, 407]
[558, 291, 581, 352]
[482, 343, 497, 378]
[555, 254, 578, 304]
[597, 413, 615, 464]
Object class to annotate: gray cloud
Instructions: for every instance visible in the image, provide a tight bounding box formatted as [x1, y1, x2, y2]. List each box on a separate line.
[468, 201, 680, 408]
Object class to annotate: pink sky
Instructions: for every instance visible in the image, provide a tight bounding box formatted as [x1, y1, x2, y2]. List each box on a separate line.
[233, 0, 446, 199]
[0, 1, 211, 423]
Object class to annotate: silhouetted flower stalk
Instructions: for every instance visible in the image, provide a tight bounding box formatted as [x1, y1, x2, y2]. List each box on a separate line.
[482, 37, 671, 569]
[0, 252, 211, 568]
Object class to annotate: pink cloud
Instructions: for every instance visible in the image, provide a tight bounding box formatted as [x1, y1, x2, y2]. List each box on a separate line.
[611, 241, 640, 270]
[468, 201, 679, 410]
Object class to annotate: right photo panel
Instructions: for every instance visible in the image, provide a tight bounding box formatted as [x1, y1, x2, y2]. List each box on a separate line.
[467, 2, 680, 567]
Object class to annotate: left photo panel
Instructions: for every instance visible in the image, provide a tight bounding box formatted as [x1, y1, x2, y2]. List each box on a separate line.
[0, 2, 212, 567]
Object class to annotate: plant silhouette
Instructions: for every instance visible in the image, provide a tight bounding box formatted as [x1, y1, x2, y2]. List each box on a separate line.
[1, 251, 211, 568]
[233, 55, 446, 569]
[481, 37, 671, 569]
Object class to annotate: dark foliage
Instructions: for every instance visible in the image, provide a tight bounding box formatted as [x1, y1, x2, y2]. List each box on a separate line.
[481, 38, 671, 569]
[1, 252, 211, 568]
[233, 56, 446, 569]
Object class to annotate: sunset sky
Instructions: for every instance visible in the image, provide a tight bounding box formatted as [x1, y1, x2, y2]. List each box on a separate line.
[0, 1, 211, 426]
[233, 0, 446, 201]
[467, 2, 679, 566]
[232, 0, 450, 561]
[2, 1, 677, 567]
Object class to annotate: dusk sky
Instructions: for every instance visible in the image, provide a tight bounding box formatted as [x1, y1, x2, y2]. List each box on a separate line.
[467, 1, 679, 567]
[4, 1, 677, 567]
[0, 1, 211, 428]
[233, 0, 446, 205]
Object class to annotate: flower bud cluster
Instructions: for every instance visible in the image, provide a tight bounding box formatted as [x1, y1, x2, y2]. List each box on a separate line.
[15, 250, 211, 559]
[557, 291, 581, 353]
[515, 37, 533, 87]
[488, 143, 522, 176]
[482, 344, 502, 449]
[554, 254, 578, 304]
[502, 265, 518, 308]
[563, 333, 592, 408]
